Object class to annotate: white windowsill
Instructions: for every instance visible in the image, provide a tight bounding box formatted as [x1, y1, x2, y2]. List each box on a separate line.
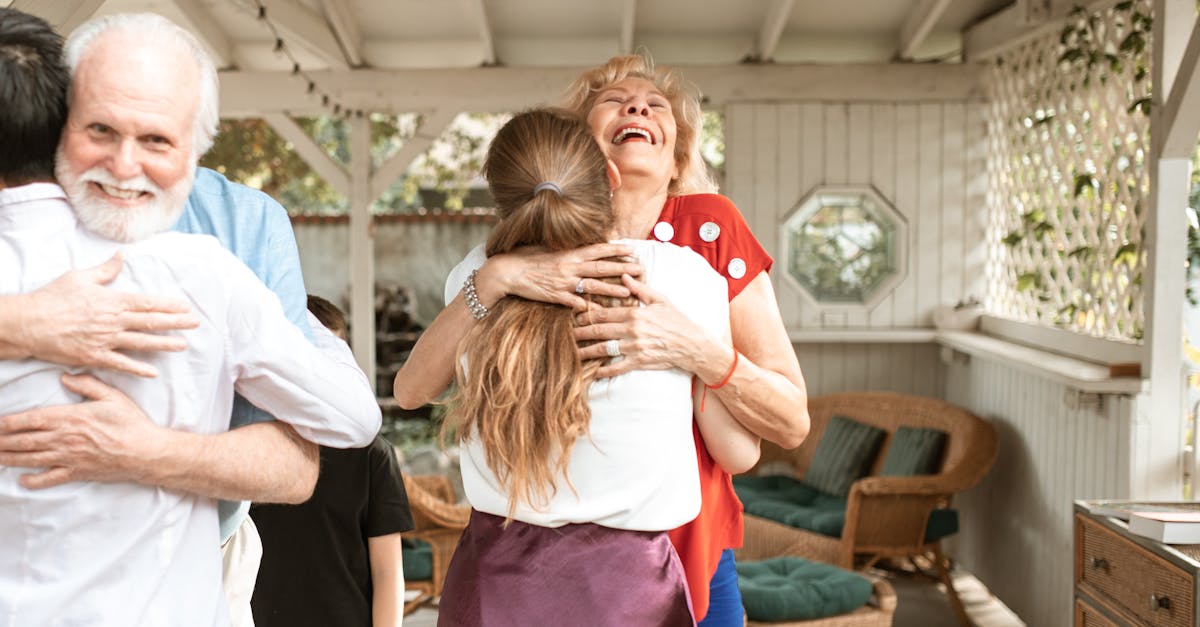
[787, 326, 1146, 395]
[787, 328, 938, 343]
[936, 330, 1147, 395]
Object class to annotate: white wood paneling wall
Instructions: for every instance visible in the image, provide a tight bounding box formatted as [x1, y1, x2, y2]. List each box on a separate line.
[725, 100, 986, 396]
[794, 343, 945, 397]
[945, 357, 1135, 627]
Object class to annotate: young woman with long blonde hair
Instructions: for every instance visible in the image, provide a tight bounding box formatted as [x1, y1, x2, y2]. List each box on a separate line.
[435, 109, 757, 627]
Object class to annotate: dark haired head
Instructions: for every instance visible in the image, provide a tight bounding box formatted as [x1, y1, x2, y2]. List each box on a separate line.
[306, 294, 347, 341]
[0, 8, 67, 185]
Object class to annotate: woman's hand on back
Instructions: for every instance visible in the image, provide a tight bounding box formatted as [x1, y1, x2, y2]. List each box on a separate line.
[574, 274, 719, 379]
[484, 243, 643, 311]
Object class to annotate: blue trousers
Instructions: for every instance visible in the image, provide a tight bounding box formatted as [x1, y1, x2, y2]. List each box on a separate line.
[697, 549, 743, 626]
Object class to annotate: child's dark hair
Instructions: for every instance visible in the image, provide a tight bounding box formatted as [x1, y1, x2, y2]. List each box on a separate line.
[0, 8, 68, 185]
[307, 294, 347, 340]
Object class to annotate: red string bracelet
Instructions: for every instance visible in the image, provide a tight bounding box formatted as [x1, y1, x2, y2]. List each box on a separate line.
[701, 350, 739, 412]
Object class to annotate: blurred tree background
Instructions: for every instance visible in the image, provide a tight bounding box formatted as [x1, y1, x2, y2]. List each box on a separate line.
[201, 111, 725, 215]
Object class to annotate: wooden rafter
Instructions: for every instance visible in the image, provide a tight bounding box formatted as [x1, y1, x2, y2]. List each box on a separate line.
[11, 0, 103, 33]
[896, 0, 952, 61]
[369, 109, 458, 204]
[259, 0, 350, 70]
[753, 0, 794, 62]
[219, 63, 986, 116]
[619, 0, 637, 55]
[319, 0, 363, 66]
[1160, 17, 1200, 159]
[468, 0, 496, 66]
[963, 0, 1121, 61]
[171, 0, 234, 69]
[261, 112, 351, 197]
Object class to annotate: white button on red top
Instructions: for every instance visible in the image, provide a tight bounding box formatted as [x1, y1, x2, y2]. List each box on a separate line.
[699, 221, 720, 242]
[728, 258, 747, 279]
[653, 221, 674, 242]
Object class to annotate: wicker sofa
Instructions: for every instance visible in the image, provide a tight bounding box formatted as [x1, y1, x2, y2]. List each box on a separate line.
[734, 392, 997, 626]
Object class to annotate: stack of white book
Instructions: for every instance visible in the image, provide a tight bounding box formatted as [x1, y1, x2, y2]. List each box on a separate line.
[1127, 511, 1200, 544]
[1086, 500, 1200, 544]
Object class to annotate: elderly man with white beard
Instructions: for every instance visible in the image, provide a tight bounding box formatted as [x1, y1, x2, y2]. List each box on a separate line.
[0, 10, 381, 627]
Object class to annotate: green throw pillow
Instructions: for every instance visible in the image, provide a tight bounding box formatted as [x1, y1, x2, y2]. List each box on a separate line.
[880, 426, 947, 476]
[804, 416, 885, 497]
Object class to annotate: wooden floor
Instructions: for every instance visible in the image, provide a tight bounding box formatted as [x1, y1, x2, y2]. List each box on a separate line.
[403, 565, 1025, 626]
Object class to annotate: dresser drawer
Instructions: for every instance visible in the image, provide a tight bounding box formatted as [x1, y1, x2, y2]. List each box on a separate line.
[1076, 597, 1121, 627]
[1077, 515, 1195, 627]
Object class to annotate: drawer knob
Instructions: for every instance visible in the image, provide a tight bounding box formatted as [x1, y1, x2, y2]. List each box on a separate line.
[1150, 594, 1172, 611]
[1088, 557, 1109, 571]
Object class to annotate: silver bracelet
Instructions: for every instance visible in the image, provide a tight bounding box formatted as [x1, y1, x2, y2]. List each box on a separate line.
[463, 269, 490, 320]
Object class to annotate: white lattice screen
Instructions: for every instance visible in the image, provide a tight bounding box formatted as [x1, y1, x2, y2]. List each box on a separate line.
[986, 0, 1151, 340]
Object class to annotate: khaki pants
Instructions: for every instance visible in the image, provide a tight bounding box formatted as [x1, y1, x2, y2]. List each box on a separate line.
[221, 515, 262, 627]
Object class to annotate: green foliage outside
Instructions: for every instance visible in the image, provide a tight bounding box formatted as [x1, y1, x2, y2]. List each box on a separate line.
[200, 113, 504, 214]
[201, 110, 727, 215]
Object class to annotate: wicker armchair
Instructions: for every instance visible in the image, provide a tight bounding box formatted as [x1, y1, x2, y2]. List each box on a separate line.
[737, 392, 997, 626]
[401, 473, 470, 616]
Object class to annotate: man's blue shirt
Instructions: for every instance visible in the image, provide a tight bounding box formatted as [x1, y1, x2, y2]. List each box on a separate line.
[174, 167, 311, 540]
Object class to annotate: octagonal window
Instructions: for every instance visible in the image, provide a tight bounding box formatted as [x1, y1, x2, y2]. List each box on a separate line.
[782, 186, 906, 307]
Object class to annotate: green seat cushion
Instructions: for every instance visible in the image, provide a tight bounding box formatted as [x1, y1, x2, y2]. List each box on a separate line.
[737, 557, 874, 621]
[804, 416, 886, 497]
[401, 538, 433, 581]
[734, 475, 960, 542]
[734, 475, 847, 537]
[881, 426, 947, 476]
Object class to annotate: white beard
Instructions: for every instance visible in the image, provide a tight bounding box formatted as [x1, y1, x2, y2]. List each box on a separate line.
[56, 152, 193, 243]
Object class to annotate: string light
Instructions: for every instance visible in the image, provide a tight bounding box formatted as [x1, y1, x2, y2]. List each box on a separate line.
[251, 0, 363, 119]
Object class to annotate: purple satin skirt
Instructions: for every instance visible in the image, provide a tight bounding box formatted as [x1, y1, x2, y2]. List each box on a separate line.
[437, 509, 696, 627]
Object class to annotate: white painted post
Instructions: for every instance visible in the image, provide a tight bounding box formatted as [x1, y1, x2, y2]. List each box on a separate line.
[1138, 0, 1195, 498]
[348, 115, 376, 395]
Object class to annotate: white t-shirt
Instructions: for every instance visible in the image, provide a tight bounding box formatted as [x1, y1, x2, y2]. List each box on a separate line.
[0, 184, 380, 627]
[445, 239, 728, 531]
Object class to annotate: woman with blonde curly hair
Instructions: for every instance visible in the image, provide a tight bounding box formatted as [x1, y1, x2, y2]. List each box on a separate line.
[397, 56, 809, 626]
[434, 108, 758, 626]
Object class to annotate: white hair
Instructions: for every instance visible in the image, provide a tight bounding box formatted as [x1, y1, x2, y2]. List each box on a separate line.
[63, 12, 219, 157]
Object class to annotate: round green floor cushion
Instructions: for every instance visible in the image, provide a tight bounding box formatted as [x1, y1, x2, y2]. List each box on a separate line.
[736, 557, 874, 622]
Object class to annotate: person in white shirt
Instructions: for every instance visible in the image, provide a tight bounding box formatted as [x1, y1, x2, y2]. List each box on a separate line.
[0, 10, 380, 627]
[430, 109, 760, 627]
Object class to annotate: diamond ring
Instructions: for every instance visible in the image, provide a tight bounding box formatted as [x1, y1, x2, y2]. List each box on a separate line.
[605, 339, 621, 358]
[575, 279, 586, 295]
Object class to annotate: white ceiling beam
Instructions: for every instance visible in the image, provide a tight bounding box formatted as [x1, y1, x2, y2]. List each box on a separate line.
[619, 0, 637, 54]
[369, 109, 458, 203]
[752, 0, 794, 62]
[11, 0, 103, 33]
[964, 0, 1121, 61]
[259, 0, 350, 70]
[219, 63, 986, 116]
[468, 0, 496, 66]
[261, 112, 351, 197]
[319, 0, 363, 67]
[896, 0, 953, 61]
[171, 0, 234, 69]
[1159, 15, 1200, 158]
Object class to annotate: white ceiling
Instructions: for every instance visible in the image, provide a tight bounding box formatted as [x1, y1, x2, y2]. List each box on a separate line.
[10, 0, 1013, 71]
[5, 0, 1020, 117]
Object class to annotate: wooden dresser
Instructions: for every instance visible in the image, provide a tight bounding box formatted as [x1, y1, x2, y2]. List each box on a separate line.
[1075, 501, 1200, 626]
